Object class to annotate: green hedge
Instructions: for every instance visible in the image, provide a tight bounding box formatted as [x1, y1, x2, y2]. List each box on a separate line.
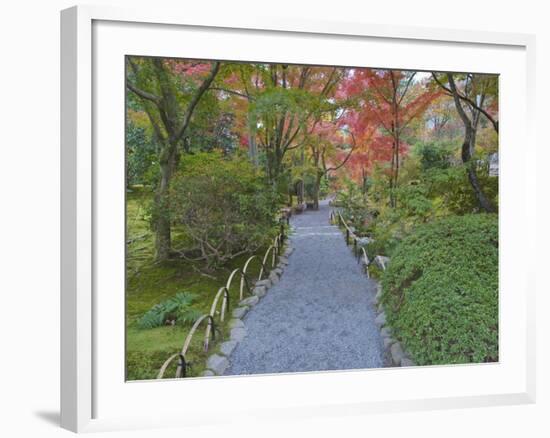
[381, 214, 498, 365]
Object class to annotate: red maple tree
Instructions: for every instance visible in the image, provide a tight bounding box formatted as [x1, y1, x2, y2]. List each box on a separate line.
[340, 69, 441, 205]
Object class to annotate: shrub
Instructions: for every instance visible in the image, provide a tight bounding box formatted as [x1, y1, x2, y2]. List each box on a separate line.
[126, 122, 159, 187]
[413, 140, 454, 171]
[169, 152, 280, 268]
[425, 165, 498, 215]
[381, 214, 498, 365]
[137, 292, 202, 329]
[364, 184, 435, 259]
[334, 178, 370, 232]
[365, 214, 407, 259]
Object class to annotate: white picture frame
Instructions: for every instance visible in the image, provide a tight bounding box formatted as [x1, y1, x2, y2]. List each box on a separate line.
[60, 4, 536, 433]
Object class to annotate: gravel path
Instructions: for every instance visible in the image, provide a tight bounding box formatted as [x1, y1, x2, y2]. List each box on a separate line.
[224, 199, 384, 375]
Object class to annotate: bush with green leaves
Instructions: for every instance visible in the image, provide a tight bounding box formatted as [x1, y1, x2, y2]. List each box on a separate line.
[363, 158, 498, 259]
[334, 178, 371, 232]
[380, 214, 498, 365]
[126, 122, 159, 187]
[137, 292, 202, 329]
[425, 164, 498, 215]
[413, 140, 455, 171]
[169, 152, 280, 268]
[363, 181, 437, 259]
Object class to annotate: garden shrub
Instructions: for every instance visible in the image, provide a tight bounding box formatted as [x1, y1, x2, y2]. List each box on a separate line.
[425, 164, 498, 215]
[334, 178, 370, 232]
[126, 121, 159, 187]
[364, 191, 432, 260]
[414, 140, 454, 171]
[169, 152, 280, 268]
[381, 214, 498, 365]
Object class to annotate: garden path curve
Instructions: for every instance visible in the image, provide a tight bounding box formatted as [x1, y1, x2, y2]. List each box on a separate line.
[224, 199, 384, 375]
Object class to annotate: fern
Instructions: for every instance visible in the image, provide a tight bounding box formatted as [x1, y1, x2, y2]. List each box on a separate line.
[137, 292, 200, 329]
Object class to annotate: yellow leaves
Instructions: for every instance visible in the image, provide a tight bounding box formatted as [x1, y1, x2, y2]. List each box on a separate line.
[127, 109, 155, 135]
[476, 125, 498, 154]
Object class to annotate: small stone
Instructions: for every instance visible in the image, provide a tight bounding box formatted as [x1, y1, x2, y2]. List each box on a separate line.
[383, 337, 395, 349]
[380, 327, 392, 338]
[206, 354, 229, 375]
[375, 312, 386, 326]
[279, 256, 289, 265]
[232, 306, 248, 319]
[219, 341, 237, 357]
[229, 318, 244, 329]
[201, 370, 215, 377]
[240, 295, 259, 307]
[253, 285, 267, 297]
[284, 246, 294, 256]
[230, 327, 247, 342]
[401, 357, 415, 367]
[374, 255, 390, 271]
[391, 342, 405, 366]
[269, 271, 280, 285]
[255, 279, 271, 288]
[272, 267, 283, 276]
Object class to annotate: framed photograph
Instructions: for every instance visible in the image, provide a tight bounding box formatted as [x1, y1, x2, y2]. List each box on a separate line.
[61, 4, 536, 432]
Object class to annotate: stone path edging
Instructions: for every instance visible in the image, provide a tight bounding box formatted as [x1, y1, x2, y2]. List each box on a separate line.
[222, 200, 384, 375]
[372, 283, 416, 367]
[201, 244, 295, 376]
[333, 213, 416, 369]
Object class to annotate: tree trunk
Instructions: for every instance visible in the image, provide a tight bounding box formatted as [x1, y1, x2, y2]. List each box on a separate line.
[247, 113, 259, 167]
[153, 146, 177, 261]
[393, 131, 400, 209]
[312, 173, 321, 210]
[297, 180, 304, 205]
[445, 73, 496, 214]
[389, 120, 398, 208]
[462, 127, 496, 213]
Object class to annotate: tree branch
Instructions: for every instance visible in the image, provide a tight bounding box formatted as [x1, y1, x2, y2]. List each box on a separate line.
[432, 73, 498, 133]
[446, 73, 472, 128]
[172, 61, 221, 143]
[397, 72, 416, 106]
[209, 87, 252, 100]
[326, 130, 357, 172]
[126, 79, 161, 105]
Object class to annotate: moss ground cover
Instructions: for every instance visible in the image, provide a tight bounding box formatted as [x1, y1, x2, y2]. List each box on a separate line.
[126, 188, 269, 380]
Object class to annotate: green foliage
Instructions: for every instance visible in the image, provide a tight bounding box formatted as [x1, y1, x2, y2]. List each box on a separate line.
[413, 141, 454, 171]
[169, 152, 280, 268]
[185, 96, 239, 154]
[363, 171, 438, 259]
[319, 176, 330, 198]
[426, 164, 498, 214]
[363, 154, 498, 258]
[125, 189, 266, 379]
[126, 122, 159, 186]
[395, 183, 435, 220]
[334, 179, 370, 232]
[137, 292, 202, 329]
[364, 208, 411, 259]
[381, 214, 498, 365]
